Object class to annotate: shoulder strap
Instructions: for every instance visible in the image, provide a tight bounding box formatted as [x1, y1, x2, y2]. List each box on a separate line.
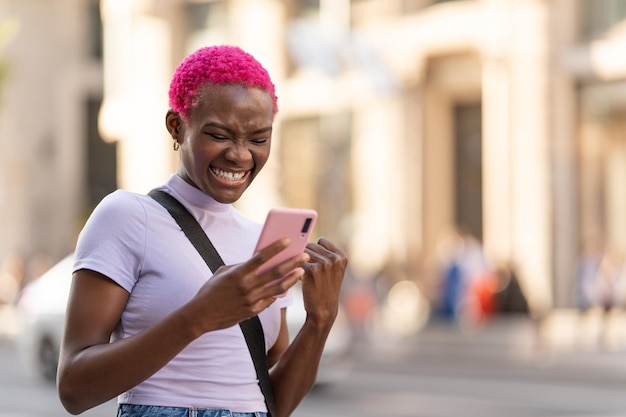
[148, 189, 277, 417]
[149, 190, 225, 272]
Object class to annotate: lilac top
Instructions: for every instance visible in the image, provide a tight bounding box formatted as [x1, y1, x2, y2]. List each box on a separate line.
[74, 174, 291, 412]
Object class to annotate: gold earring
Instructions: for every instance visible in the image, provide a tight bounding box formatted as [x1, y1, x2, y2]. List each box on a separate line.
[173, 139, 180, 151]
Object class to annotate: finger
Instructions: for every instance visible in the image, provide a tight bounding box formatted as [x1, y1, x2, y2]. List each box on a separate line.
[317, 237, 347, 258]
[251, 296, 278, 316]
[260, 267, 304, 297]
[245, 238, 291, 272]
[306, 238, 347, 263]
[256, 252, 309, 288]
[238, 297, 276, 323]
[304, 242, 333, 261]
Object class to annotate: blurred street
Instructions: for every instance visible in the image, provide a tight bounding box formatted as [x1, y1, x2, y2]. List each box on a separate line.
[4, 306, 626, 417]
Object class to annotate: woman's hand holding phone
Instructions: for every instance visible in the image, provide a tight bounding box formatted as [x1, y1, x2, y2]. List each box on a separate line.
[254, 208, 317, 294]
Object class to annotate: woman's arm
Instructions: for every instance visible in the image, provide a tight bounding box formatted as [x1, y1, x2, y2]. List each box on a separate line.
[57, 269, 201, 414]
[269, 238, 348, 417]
[57, 239, 308, 415]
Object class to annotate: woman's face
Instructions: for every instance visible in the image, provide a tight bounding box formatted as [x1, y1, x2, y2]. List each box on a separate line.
[169, 84, 274, 204]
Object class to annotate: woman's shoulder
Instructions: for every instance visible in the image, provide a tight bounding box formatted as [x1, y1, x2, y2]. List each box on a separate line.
[95, 189, 152, 214]
[102, 188, 149, 203]
[80, 190, 157, 236]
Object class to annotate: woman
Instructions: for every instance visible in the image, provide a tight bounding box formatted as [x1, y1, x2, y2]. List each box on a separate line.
[57, 45, 347, 417]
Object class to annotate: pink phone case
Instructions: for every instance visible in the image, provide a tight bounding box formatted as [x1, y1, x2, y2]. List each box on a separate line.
[254, 207, 318, 274]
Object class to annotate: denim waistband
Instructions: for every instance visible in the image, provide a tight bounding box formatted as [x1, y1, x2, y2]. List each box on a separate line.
[117, 404, 267, 417]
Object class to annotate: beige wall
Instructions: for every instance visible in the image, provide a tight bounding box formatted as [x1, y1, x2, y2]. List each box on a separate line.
[0, 0, 101, 262]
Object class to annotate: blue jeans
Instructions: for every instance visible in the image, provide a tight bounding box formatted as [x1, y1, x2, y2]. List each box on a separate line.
[117, 404, 267, 417]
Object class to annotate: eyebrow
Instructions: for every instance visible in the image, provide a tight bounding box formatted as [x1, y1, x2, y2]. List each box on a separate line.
[203, 122, 272, 135]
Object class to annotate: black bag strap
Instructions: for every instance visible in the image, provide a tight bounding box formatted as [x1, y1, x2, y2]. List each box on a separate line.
[148, 189, 277, 417]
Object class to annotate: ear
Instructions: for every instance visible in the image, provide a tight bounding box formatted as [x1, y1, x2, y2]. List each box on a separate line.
[165, 110, 183, 140]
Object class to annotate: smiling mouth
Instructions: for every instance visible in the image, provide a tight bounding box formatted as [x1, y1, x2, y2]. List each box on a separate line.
[210, 166, 248, 182]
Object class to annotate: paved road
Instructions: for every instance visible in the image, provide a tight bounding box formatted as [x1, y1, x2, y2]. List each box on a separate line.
[292, 323, 626, 417]
[294, 315, 626, 417]
[0, 337, 116, 417]
[4, 315, 626, 417]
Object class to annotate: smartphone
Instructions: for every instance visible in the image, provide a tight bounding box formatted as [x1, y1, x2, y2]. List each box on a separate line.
[254, 207, 318, 275]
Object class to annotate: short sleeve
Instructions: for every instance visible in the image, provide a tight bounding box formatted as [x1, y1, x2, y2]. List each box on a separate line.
[73, 190, 147, 293]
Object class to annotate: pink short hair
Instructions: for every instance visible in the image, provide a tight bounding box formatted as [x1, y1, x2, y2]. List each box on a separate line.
[168, 45, 278, 120]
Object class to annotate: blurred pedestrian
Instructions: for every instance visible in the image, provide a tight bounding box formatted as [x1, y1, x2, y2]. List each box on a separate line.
[343, 278, 377, 343]
[493, 262, 529, 315]
[434, 227, 495, 326]
[594, 248, 625, 312]
[574, 238, 604, 312]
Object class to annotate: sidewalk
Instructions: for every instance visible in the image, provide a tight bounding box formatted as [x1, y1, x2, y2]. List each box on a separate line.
[361, 308, 626, 382]
[375, 307, 626, 351]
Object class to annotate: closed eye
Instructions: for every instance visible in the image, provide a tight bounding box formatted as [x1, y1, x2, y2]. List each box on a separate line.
[208, 133, 229, 141]
[250, 137, 269, 145]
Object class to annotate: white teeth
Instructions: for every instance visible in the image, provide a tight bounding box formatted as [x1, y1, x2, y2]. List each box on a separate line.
[212, 167, 245, 181]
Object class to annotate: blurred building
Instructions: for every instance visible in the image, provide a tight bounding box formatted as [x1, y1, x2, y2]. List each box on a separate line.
[0, 0, 111, 278]
[1, 0, 626, 316]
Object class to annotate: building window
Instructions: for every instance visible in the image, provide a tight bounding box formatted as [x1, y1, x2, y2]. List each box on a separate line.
[580, 0, 626, 39]
[85, 97, 117, 210]
[290, 0, 320, 18]
[453, 102, 483, 241]
[285, 0, 322, 75]
[578, 81, 626, 251]
[280, 113, 352, 243]
[185, 1, 229, 51]
[88, 0, 103, 60]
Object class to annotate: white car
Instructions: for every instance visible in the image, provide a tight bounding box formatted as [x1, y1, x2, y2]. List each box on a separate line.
[16, 254, 74, 381]
[16, 254, 353, 384]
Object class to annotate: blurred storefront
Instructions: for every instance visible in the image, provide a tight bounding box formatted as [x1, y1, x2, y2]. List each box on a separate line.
[2, 0, 626, 319]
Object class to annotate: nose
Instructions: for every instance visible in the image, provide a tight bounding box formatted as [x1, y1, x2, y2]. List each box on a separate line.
[224, 142, 252, 164]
